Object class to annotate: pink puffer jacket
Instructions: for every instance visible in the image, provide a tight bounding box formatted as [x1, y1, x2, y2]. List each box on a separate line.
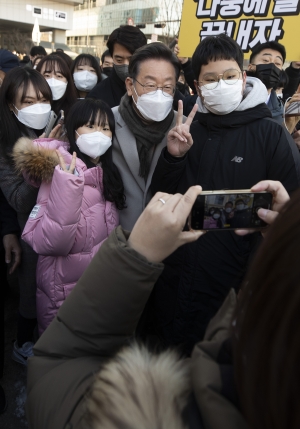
[17, 138, 119, 334]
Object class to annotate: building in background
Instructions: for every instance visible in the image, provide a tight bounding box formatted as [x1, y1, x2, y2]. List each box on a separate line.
[66, 0, 182, 57]
[0, 0, 82, 55]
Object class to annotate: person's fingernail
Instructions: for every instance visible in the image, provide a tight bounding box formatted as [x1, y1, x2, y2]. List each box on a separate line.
[258, 208, 268, 218]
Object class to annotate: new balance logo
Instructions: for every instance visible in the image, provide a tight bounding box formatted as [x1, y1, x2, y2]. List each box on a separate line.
[231, 156, 243, 163]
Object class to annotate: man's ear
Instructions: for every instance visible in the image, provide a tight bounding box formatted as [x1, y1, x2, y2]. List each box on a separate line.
[248, 63, 255, 71]
[125, 77, 133, 96]
[195, 79, 204, 101]
[242, 71, 247, 92]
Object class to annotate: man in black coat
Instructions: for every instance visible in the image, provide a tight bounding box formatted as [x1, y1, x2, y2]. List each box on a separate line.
[247, 41, 287, 125]
[146, 34, 300, 355]
[88, 26, 147, 108]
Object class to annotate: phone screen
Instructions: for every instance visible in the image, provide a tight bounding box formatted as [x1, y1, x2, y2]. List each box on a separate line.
[190, 192, 272, 230]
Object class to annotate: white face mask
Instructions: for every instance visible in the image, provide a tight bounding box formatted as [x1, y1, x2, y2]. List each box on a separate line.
[213, 214, 220, 219]
[225, 207, 232, 213]
[236, 204, 244, 211]
[200, 79, 243, 115]
[46, 78, 67, 100]
[132, 87, 173, 122]
[73, 71, 98, 92]
[76, 131, 112, 159]
[13, 103, 51, 129]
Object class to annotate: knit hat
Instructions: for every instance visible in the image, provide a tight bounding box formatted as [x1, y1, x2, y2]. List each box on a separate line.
[0, 49, 20, 72]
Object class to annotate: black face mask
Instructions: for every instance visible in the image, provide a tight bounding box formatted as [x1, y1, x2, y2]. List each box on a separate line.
[102, 67, 113, 77]
[255, 63, 281, 89]
[176, 81, 188, 95]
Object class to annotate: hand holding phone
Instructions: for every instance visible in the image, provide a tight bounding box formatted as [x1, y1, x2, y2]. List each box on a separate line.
[44, 111, 58, 138]
[235, 180, 289, 236]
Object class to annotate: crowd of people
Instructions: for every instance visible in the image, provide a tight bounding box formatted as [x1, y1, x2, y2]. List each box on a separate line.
[1, 25, 300, 428]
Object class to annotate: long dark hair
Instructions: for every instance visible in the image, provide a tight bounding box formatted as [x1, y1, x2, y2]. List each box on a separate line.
[71, 54, 102, 96]
[65, 98, 126, 210]
[0, 67, 52, 160]
[233, 189, 300, 429]
[36, 55, 77, 118]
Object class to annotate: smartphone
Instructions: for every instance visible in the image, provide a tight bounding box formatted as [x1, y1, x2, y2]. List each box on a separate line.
[56, 109, 64, 125]
[284, 101, 300, 117]
[190, 190, 273, 231]
[44, 111, 57, 137]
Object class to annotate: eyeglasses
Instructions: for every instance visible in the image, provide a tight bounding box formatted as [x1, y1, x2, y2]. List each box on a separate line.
[133, 78, 175, 96]
[197, 69, 242, 90]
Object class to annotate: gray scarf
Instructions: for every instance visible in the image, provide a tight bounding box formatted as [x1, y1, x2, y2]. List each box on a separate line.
[119, 94, 174, 179]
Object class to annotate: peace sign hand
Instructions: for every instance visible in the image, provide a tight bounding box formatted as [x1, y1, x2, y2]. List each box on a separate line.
[167, 101, 198, 157]
[56, 150, 77, 175]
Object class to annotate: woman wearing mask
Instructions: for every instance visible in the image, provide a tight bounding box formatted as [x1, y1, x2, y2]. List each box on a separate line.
[0, 67, 60, 364]
[71, 54, 102, 99]
[36, 55, 77, 119]
[14, 99, 125, 334]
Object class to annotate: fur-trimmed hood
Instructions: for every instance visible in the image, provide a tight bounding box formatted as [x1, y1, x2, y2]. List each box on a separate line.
[85, 344, 191, 429]
[12, 137, 85, 183]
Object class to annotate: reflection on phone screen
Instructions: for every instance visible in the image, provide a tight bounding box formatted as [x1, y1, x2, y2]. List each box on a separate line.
[192, 192, 272, 230]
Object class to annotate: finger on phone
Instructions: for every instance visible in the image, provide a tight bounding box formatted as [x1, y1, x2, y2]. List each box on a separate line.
[257, 208, 278, 225]
[49, 124, 62, 139]
[173, 185, 202, 219]
[179, 230, 205, 245]
[251, 180, 289, 202]
[235, 229, 256, 236]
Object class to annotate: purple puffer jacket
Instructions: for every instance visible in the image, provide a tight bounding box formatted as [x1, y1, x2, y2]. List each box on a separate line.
[19, 138, 119, 334]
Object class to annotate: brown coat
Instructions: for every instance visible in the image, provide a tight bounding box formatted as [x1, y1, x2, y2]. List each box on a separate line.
[26, 227, 248, 429]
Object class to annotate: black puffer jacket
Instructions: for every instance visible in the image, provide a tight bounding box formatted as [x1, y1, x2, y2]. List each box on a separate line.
[147, 100, 300, 354]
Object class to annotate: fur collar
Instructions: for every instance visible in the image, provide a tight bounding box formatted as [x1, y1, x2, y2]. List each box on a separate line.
[84, 343, 191, 429]
[13, 137, 63, 183]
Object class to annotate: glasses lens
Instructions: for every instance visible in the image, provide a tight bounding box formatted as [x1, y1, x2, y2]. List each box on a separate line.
[162, 85, 175, 96]
[144, 84, 157, 94]
[202, 81, 218, 90]
[223, 69, 241, 85]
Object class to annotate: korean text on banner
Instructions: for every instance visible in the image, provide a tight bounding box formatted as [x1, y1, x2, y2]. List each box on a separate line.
[178, 0, 300, 60]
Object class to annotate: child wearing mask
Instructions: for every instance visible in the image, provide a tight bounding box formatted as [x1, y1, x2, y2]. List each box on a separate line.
[14, 99, 125, 334]
[203, 208, 222, 229]
[71, 54, 102, 99]
[36, 55, 77, 119]
[0, 67, 60, 364]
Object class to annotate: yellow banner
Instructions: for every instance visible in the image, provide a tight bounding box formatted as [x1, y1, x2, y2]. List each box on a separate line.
[178, 0, 300, 61]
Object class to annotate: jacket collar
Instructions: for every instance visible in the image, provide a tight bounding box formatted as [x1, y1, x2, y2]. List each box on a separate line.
[113, 107, 177, 193]
[197, 103, 272, 130]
